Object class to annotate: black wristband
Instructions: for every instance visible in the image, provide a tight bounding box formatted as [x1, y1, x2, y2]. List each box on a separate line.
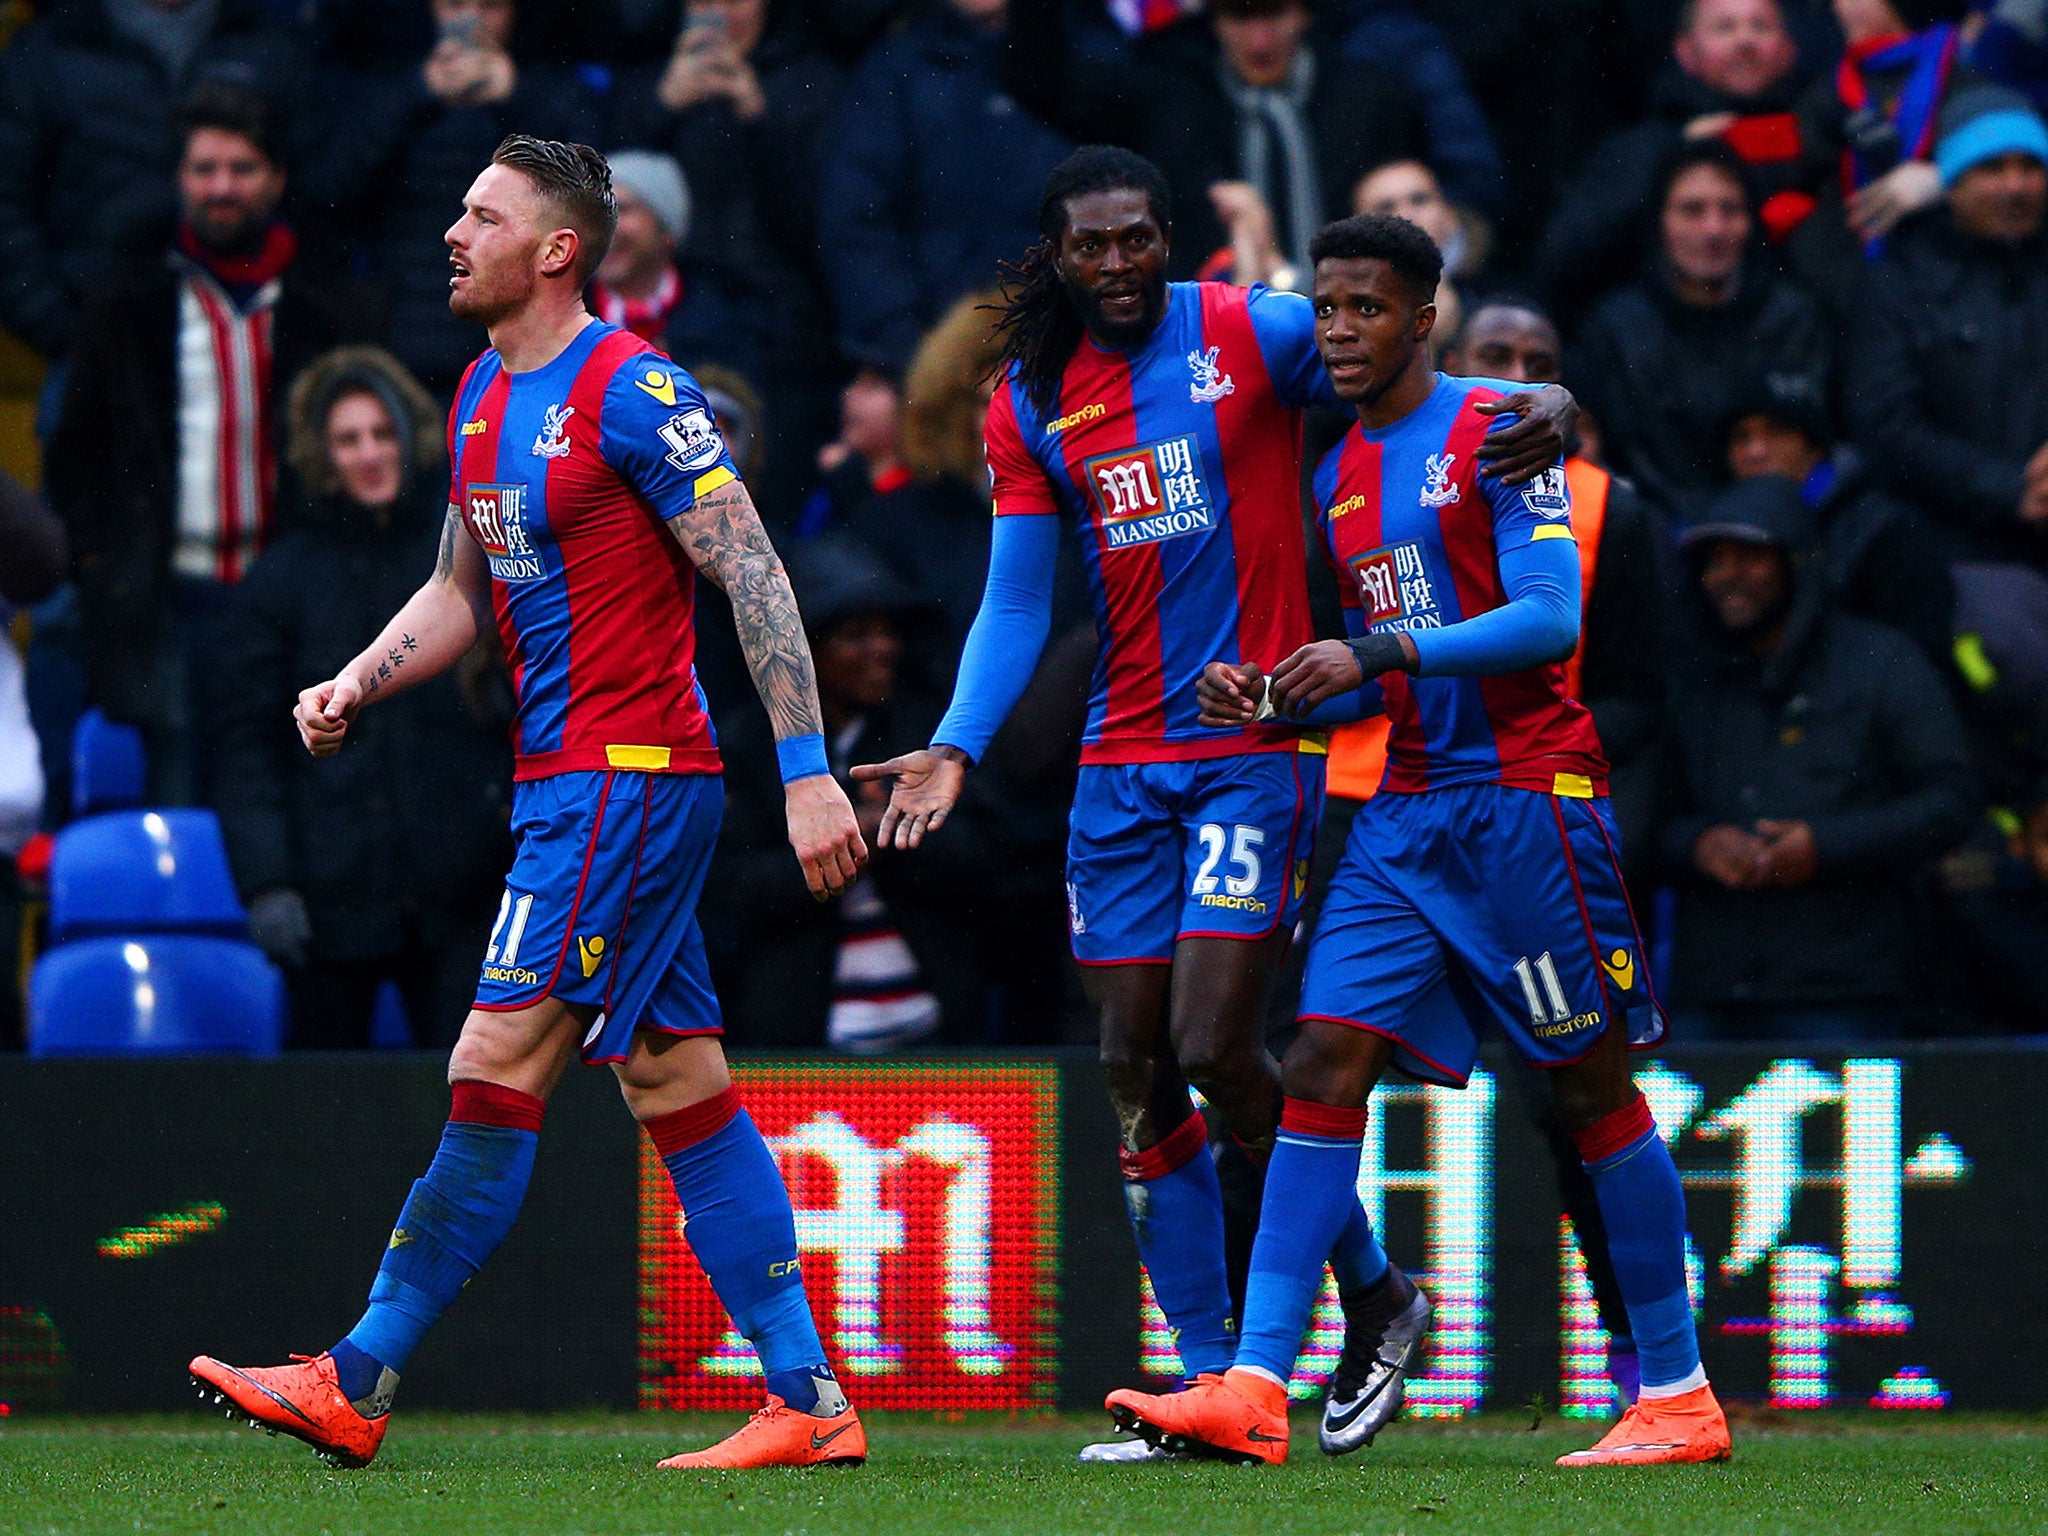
[1342, 632, 1411, 679]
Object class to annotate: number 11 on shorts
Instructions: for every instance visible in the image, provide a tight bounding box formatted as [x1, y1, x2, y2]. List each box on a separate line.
[1513, 951, 1571, 1027]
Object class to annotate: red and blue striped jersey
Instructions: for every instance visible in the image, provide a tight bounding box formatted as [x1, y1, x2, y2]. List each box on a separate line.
[1314, 374, 1609, 797]
[984, 281, 1332, 764]
[448, 321, 739, 782]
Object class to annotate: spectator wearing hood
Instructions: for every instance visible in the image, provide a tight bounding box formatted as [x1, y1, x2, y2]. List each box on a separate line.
[1657, 476, 1977, 1038]
[1724, 366, 1957, 669]
[586, 148, 770, 382]
[212, 346, 513, 1048]
[1539, 0, 1809, 320]
[1568, 139, 1833, 518]
[705, 533, 1010, 1050]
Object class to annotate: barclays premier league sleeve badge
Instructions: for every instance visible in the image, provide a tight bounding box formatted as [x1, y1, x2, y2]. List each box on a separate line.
[1521, 466, 1570, 518]
[658, 407, 727, 474]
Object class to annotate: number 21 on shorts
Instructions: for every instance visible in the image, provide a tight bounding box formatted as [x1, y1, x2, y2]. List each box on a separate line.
[487, 889, 536, 966]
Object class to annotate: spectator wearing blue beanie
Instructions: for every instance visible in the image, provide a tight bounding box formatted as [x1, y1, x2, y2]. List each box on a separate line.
[1934, 83, 2048, 192]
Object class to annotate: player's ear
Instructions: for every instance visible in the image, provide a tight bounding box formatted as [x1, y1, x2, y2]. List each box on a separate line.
[540, 228, 579, 280]
[1413, 301, 1437, 343]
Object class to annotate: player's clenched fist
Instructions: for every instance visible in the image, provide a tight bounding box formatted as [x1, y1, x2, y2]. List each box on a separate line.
[785, 775, 868, 900]
[1197, 661, 1263, 728]
[295, 674, 363, 757]
[849, 748, 967, 851]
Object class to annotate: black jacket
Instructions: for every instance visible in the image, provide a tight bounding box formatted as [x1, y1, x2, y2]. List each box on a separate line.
[309, 60, 603, 393]
[1659, 572, 1977, 1008]
[611, 12, 843, 371]
[1846, 214, 2048, 567]
[1577, 469, 1666, 772]
[1007, 2, 1429, 278]
[0, 0, 306, 358]
[1538, 66, 1808, 322]
[1806, 449, 1956, 670]
[43, 249, 376, 721]
[1569, 257, 1833, 516]
[211, 486, 513, 959]
[816, 3, 1071, 372]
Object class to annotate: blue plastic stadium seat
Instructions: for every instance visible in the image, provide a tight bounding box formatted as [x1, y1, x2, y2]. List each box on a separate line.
[28, 935, 285, 1056]
[47, 809, 249, 943]
[69, 708, 147, 819]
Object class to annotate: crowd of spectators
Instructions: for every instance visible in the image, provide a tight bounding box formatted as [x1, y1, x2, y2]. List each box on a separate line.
[6, 0, 2048, 1050]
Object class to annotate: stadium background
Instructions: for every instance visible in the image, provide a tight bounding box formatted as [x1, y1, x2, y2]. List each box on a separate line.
[5, 1046, 2036, 1418]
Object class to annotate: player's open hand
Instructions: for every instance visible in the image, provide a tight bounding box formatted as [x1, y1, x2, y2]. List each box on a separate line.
[849, 749, 966, 851]
[1198, 660, 1264, 727]
[785, 774, 867, 901]
[1269, 641, 1365, 717]
[1473, 384, 1577, 486]
[295, 674, 363, 757]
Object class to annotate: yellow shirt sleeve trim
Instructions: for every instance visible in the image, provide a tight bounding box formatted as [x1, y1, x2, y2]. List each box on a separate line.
[606, 745, 673, 771]
[1552, 771, 1595, 799]
[1531, 523, 1577, 542]
[692, 466, 737, 501]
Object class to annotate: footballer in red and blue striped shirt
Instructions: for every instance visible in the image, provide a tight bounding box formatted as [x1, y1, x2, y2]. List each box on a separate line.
[1150, 214, 1726, 1469]
[856, 152, 1575, 1454]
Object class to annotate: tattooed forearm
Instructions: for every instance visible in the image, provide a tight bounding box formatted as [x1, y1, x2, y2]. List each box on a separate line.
[435, 504, 461, 579]
[667, 481, 824, 742]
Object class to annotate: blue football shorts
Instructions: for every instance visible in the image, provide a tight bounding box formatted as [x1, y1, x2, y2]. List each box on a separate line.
[473, 769, 723, 1062]
[1297, 780, 1664, 1086]
[1065, 748, 1326, 965]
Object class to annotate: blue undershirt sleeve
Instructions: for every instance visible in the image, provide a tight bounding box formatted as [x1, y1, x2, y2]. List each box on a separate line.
[930, 512, 1060, 762]
[1408, 534, 1581, 677]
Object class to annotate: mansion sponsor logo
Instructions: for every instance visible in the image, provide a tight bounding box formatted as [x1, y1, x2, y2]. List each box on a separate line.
[1086, 435, 1215, 551]
[1350, 540, 1441, 631]
[466, 484, 543, 582]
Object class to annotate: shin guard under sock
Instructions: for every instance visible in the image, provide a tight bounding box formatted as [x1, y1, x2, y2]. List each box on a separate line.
[1122, 1111, 1234, 1378]
[1236, 1098, 1369, 1383]
[647, 1087, 845, 1416]
[336, 1080, 543, 1401]
[1575, 1092, 1703, 1396]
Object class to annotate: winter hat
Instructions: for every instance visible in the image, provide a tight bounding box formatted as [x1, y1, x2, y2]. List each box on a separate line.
[1724, 369, 1833, 451]
[1679, 475, 1816, 554]
[606, 149, 691, 243]
[1934, 86, 2048, 189]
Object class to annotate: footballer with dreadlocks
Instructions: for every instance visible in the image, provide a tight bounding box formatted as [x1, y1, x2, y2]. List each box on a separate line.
[855, 146, 1576, 1462]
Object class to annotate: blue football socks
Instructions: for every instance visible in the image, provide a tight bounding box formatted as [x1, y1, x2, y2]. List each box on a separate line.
[1575, 1093, 1703, 1396]
[332, 1080, 544, 1403]
[1236, 1098, 1372, 1384]
[1122, 1110, 1236, 1378]
[647, 1087, 845, 1417]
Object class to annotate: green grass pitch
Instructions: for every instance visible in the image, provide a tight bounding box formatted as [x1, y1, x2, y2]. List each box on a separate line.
[2, 1411, 2043, 1536]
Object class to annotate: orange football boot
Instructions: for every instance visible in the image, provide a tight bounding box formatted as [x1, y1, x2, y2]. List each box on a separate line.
[189, 1352, 390, 1467]
[1556, 1382, 1732, 1467]
[657, 1399, 867, 1469]
[1106, 1368, 1290, 1465]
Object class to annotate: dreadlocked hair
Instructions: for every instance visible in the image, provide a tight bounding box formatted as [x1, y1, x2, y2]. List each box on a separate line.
[991, 146, 1173, 415]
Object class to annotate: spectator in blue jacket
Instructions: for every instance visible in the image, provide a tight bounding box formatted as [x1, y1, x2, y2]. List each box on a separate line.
[816, 0, 1071, 374]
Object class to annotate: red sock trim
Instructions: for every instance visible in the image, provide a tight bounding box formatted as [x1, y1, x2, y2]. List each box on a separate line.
[1573, 1091, 1655, 1165]
[643, 1085, 742, 1157]
[449, 1079, 546, 1133]
[1230, 1132, 1274, 1171]
[1119, 1109, 1210, 1182]
[1279, 1097, 1368, 1140]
